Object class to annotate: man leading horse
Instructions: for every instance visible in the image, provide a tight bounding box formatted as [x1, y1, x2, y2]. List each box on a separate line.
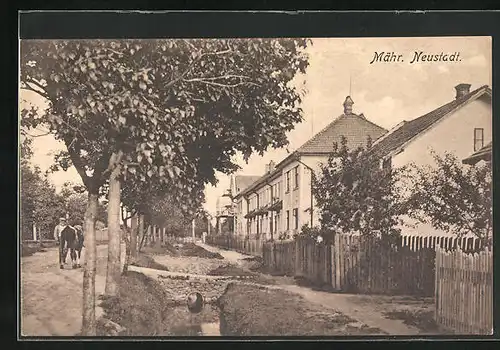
[53, 217, 83, 269]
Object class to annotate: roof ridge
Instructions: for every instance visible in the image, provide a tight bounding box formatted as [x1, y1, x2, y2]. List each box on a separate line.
[368, 84, 491, 159]
[296, 113, 385, 153]
[399, 85, 490, 135]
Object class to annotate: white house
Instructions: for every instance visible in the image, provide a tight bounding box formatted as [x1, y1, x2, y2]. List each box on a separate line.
[369, 83, 492, 236]
[232, 96, 387, 240]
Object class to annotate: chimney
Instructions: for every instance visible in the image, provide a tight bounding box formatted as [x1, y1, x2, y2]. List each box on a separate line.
[455, 83, 471, 99]
[265, 164, 270, 174]
[269, 160, 276, 172]
[343, 96, 354, 115]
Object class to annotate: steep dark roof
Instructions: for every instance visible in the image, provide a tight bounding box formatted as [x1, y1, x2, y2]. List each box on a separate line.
[462, 142, 492, 165]
[369, 85, 491, 159]
[234, 175, 261, 194]
[296, 113, 387, 154]
[234, 112, 386, 199]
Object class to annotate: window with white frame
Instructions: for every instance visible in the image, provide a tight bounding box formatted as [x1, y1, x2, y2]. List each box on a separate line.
[474, 128, 484, 152]
[293, 208, 298, 229]
[286, 171, 291, 193]
[286, 210, 290, 230]
[293, 166, 299, 190]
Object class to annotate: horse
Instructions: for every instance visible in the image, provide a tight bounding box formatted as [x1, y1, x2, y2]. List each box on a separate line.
[73, 225, 84, 268]
[59, 225, 78, 269]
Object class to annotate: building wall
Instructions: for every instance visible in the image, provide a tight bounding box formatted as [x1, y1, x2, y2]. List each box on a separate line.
[392, 96, 492, 169]
[392, 96, 492, 236]
[295, 155, 330, 230]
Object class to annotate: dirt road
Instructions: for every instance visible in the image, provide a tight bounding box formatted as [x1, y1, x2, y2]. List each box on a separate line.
[20, 244, 124, 336]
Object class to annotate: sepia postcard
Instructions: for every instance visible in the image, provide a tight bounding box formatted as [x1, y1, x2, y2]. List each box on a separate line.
[18, 12, 494, 340]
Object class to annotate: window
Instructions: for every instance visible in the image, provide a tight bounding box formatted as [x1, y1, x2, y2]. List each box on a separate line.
[257, 194, 260, 208]
[474, 128, 484, 151]
[286, 210, 290, 230]
[293, 208, 299, 229]
[256, 217, 260, 234]
[382, 157, 392, 170]
[286, 171, 291, 192]
[293, 167, 299, 189]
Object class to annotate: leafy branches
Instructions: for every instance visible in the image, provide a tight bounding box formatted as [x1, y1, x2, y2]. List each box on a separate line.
[404, 151, 492, 246]
[313, 136, 406, 240]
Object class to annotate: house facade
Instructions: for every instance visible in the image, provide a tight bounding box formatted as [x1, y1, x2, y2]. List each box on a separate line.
[215, 175, 260, 234]
[232, 96, 387, 240]
[369, 83, 492, 236]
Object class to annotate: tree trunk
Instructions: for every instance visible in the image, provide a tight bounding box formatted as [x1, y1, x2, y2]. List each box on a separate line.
[138, 214, 146, 252]
[122, 213, 130, 274]
[81, 192, 99, 336]
[130, 213, 138, 259]
[105, 164, 122, 296]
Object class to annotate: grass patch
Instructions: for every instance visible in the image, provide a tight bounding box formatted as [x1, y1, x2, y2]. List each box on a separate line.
[130, 253, 170, 271]
[20, 244, 46, 257]
[294, 276, 337, 292]
[383, 309, 440, 333]
[147, 242, 224, 259]
[98, 271, 171, 336]
[217, 283, 385, 336]
[98, 270, 221, 336]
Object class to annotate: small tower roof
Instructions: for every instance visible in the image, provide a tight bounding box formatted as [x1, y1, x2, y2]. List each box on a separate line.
[343, 96, 354, 106]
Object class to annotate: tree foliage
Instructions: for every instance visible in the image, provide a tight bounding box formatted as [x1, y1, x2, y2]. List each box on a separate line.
[59, 182, 107, 226]
[313, 136, 406, 241]
[20, 137, 65, 239]
[405, 152, 492, 246]
[20, 39, 310, 204]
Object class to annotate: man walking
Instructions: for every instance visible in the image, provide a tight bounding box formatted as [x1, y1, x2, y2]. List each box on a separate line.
[53, 217, 77, 269]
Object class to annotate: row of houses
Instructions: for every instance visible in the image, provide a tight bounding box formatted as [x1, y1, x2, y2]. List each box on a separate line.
[215, 83, 492, 239]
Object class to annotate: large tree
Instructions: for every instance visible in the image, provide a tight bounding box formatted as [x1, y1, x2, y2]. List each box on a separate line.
[405, 151, 492, 247]
[312, 136, 406, 242]
[20, 38, 310, 335]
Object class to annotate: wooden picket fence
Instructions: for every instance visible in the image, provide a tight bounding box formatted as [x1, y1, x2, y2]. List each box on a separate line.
[402, 234, 483, 253]
[262, 240, 296, 276]
[206, 235, 263, 257]
[207, 233, 487, 297]
[263, 234, 441, 296]
[435, 246, 493, 334]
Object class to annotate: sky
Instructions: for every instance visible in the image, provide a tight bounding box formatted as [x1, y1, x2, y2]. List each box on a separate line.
[20, 36, 492, 218]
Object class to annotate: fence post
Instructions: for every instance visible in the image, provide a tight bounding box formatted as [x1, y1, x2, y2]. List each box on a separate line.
[434, 245, 440, 326]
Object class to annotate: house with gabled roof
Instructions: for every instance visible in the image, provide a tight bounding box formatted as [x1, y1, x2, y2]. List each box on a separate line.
[369, 83, 492, 236]
[370, 83, 492, 170]
[232, 96, 387, 239]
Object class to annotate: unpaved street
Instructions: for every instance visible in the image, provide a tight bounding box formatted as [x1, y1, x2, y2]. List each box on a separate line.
[20, 244, 124, 336]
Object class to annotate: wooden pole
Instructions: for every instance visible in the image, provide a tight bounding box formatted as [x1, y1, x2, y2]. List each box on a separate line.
[32, 223, 37, 241]
[192, 219, 196, 240]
